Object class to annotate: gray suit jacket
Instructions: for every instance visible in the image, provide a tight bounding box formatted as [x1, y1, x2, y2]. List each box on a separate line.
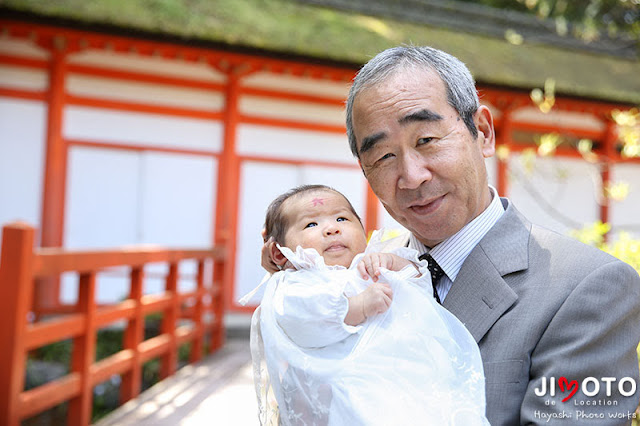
[441, 199, 640, 425]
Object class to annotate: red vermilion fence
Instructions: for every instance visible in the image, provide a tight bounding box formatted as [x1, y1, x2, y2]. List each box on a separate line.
[0, 222, 226, 426]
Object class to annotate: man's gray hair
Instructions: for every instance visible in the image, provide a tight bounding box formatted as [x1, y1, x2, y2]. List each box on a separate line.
[345, 45, 480, 158]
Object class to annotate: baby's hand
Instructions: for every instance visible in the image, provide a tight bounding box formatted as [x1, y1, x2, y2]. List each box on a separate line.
[345, 282, 393, 326]
[357, 253, 413, 281]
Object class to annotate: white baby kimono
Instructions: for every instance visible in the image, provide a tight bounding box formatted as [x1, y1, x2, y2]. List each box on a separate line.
[245, 231, 489, 426]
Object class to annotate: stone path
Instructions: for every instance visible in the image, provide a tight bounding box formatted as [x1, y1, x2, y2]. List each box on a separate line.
[95, 337, 258, 426]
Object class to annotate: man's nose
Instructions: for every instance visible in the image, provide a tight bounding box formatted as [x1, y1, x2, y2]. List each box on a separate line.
[398, 150, 432, 189]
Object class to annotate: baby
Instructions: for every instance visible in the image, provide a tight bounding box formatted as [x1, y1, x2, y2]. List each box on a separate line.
[245, 184, 488, 426]
[264, 184, 414, 332]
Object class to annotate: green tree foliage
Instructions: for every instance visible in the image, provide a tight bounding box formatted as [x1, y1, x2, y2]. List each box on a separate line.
[460, 0, 640, 41]
[570, 222, 640, 274]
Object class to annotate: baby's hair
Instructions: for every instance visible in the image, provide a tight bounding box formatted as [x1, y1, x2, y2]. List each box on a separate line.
[264, 184, 363, 245]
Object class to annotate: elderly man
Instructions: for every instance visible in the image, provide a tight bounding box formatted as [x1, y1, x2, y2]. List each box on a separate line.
[344, 46, 640, 425]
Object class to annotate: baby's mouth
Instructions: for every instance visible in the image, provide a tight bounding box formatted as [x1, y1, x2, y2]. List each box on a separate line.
[325, 243, 347, 252]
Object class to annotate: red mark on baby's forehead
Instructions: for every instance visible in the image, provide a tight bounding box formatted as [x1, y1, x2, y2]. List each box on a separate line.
[310, 197, 324, 206]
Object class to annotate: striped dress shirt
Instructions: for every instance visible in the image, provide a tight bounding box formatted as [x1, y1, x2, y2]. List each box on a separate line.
[408, 186, 505, 301]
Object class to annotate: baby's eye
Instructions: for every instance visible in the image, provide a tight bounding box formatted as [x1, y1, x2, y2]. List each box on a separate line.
[304, 222, 317, 228]
[336, 217, 348, 222]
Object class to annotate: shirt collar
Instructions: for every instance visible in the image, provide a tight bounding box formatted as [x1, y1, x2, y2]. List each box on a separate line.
[409, 186, 505, 282]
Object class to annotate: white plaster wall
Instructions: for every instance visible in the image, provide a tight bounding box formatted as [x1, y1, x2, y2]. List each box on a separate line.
[68, 49, 226, 83]
[0, 65, 49, 91]
[240, 95, 345, 126]
[609, 163, 640, 238]
[243, 71, 351, 98]
[64, 146, 140, 249]
[511, 107, 605, 133]
[0, 38, 49, 60]
[0, 98, 47, 246]
[508, 155, 599, 234]
[64, 106, 223, 152]
[62, 146, 218, 303]
[62, 146, 139, 304]
[139, 151, 216, 247]
[67, 74, 225, 111]
[237, 124, 354, 164]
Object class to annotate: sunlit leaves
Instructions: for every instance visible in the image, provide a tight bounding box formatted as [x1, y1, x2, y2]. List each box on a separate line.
[496, 145, 511, 161]
[505, 29, 524, 44]
[606, 181, 631, 201]
[577, 139, 599, 163]
[612, 108, 640, 158]
[511, 0, 640, 41]
[520, 148, 537, 174]
[570, 220, 611, 247]
[571, 222, 640, 274]
[530, 78, 556, 113]
[613, 108, 639, 126]
[606, 233, 640, 272]
[536, 132, 561, 156]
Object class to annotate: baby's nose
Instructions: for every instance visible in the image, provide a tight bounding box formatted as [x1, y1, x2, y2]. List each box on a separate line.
[325, 225, 340, 235]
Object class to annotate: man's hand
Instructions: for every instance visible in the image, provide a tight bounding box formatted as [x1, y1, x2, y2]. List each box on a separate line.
[345, 282, 393, 326]
[357, 253, 414, 281]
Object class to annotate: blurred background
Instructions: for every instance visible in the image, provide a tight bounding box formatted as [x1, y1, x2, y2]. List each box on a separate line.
[0, 0, 639, 424]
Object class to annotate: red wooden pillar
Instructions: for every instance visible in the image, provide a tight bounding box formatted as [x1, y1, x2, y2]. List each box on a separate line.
[190, 260, 205, 362]
[599, 119, 617, 234]
[37, 36, 69, 312]
[496, 110, 512, 197]
[364, 184, 379, 237]
[0, 223, 36, 426]
[212, 64, 244, 336]
[160, 262, 179, 378]
[68, 272, 97, 426]
[120, 267, 144, 403]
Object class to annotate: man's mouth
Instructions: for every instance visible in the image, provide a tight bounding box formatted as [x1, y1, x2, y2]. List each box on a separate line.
[408, 194, 445, 215]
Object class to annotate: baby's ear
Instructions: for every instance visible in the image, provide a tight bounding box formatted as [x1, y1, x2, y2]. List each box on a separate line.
[269, 243, 287, 267]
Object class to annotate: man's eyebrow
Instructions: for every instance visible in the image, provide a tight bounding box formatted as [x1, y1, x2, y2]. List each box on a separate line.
[398, 109, 443, 125]
[359, 131, 386, 155]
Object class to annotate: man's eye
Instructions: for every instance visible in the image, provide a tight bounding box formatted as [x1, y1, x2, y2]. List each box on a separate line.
[418, 137, 434, 146]
[304, 222, 317, 228]
[377, 153, 394, 163]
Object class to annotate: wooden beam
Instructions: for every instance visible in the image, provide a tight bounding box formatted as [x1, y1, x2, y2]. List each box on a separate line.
[0, 224, 36, 426]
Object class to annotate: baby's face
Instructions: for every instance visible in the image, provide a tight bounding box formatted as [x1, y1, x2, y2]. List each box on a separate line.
[283, 190, 367, 268]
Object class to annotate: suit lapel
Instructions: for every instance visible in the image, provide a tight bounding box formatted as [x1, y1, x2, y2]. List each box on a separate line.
[443, 199, 530, 343]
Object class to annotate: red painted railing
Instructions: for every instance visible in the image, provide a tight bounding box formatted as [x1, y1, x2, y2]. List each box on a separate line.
[0, 222, 226, 426]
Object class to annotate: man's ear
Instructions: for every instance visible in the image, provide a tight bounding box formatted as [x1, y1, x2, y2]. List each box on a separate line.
[475, 105, 496, 159]
[269, 243, 287, 267]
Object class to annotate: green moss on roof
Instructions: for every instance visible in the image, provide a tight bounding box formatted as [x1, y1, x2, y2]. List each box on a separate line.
[2, 0, 640, 104]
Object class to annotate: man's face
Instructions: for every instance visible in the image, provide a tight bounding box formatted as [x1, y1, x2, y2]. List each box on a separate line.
[352, 67, 495, 248]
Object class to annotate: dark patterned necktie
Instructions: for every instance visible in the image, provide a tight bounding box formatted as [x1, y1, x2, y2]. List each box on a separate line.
[419, 253, 444, 304]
